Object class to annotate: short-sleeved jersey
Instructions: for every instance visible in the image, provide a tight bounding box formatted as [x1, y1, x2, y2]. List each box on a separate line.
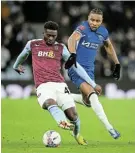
[27, 39, 69, 88]
[75, 21, 109, 72]
[14, 38, 98, 89]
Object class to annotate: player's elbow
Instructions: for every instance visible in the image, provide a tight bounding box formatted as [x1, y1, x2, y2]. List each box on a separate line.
[105, 45, 113, 55]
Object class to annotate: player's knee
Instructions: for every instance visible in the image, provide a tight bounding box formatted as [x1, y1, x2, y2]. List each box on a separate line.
[87, 92, 98, 105]
[82, 92, 92, 107]
[42, 99, 57, 109]
[64, 108, 78, 121]
[71, 112, 78, 121]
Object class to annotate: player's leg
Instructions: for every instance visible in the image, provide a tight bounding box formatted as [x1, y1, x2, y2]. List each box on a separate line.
[80, 82, 120, 139]
[64, 107, 87, 145]
[56, 84, 87, 145]
[71, 91, 91, 107]
[36, 83, 72, 130]
[68, 69, 120, 139]
[68, 69, 91, 107]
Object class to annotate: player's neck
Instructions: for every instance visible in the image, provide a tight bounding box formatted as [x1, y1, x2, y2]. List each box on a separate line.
[44, 40, 56, 46]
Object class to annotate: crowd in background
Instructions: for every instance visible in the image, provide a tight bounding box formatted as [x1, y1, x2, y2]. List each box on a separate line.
[1, 1, 135, 81]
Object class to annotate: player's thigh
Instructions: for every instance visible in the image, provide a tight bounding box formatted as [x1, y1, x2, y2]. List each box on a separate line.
[57, 92, 76, 111]
[56, 83, 76, 111]
[36, 83, 57, 108]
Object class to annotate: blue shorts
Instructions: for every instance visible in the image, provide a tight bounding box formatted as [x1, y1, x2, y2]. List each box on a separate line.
[68, 68, 95, 88]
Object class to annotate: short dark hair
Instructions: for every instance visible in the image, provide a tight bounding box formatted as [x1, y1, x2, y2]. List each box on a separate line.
[90, 8, 103, 16]
[44, 21, 59, 30]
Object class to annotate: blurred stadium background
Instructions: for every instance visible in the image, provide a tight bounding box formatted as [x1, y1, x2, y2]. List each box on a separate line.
[1, 1, 135, 99]
[1, 2, 135, 153]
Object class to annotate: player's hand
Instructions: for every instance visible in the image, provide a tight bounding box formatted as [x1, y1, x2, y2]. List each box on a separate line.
[65, 53, 77, 69]
[94, 84, 102, 95]
[112, 64, 121, 80]
[14, 65, 25, 75]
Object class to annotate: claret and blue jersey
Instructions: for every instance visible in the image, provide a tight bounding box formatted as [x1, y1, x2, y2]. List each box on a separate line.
[68, 21, 109, 87]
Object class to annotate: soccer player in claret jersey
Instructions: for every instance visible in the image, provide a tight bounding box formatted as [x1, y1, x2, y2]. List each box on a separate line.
[65, 8, 121, 139]
[13, 21, 90, 145]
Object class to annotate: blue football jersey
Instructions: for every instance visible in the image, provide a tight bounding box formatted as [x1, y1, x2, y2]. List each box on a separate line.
[75, 21, 109, 71]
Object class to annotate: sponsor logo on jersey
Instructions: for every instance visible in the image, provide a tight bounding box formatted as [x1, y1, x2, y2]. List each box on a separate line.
[38, 50, 55, 58]
[81, 40, 99, 49]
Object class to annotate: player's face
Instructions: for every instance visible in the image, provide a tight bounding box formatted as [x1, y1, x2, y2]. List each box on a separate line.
[44, 29, 57, 45]
[88, 13, 103, 31]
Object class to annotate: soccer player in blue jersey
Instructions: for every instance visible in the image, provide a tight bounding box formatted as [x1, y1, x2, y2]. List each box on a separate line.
[65, 8, 121, 139]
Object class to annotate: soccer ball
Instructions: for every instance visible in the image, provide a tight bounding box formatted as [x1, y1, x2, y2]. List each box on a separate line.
[43, 130, 61, 147]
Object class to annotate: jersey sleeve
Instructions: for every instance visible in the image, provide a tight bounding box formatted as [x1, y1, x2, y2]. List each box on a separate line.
[75, 24, 86, 37]
[103, 27, 109, 41]
[13, 40, 31, 69]
[62, 44, 70, 61]
[61, 44, 96, 88]
[22, 40, 31, 54]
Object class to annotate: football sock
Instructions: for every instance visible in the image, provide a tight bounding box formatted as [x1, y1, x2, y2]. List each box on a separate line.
[71, 117, 80, 136]
[71, 93, 84, 105]
[48, 105, 67, 124]
[89, 93, 113, 130]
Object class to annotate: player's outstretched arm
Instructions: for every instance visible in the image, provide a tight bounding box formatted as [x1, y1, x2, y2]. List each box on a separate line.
[62, 44, 97, 89]
[65, 32, 81, 69]
[104, 38, 121, 80]
[72, 63, 97, 88]
[13, 41, 31, 74]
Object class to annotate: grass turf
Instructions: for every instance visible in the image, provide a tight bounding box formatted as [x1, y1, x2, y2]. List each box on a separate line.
[1, 96, 135, 153]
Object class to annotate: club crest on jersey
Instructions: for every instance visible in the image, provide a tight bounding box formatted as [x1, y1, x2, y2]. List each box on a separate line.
[54, 45, 59, 51]
[38, 50, 55, 58]
[97, 35, 104, 41]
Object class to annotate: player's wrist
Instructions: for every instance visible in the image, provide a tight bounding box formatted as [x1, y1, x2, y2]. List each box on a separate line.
[71, 53, 76, 56]
[71, 52, 76, 55]
[13, 64, 19, 69]
[115, 63, 120, 66]
[115, 64, 121, 69]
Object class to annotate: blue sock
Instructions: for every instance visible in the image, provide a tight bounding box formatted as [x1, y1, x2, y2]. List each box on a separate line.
[71, 117, 80, 136]
[48, 105, 67, 124]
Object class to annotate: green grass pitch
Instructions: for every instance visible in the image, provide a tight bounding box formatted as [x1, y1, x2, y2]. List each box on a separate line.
[1, 96, 135, 153]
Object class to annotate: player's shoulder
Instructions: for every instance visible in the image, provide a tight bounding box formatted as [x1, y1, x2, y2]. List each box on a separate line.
[75, 21, 88, 36]
[76, 21, 87, 30]
[96, 25, 109, 39]
[54, 41, 66, 48]
[28, 39, 43, 44]
[96, 25, 109, 35]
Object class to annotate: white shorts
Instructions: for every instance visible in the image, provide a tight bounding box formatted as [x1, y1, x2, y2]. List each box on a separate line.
[36, 82, 75, 111]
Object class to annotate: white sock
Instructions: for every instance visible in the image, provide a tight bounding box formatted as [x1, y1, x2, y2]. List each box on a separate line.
[48, 105, 67, 124]
[70, 93, 84, 105]
[89, 93, 113, 130]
